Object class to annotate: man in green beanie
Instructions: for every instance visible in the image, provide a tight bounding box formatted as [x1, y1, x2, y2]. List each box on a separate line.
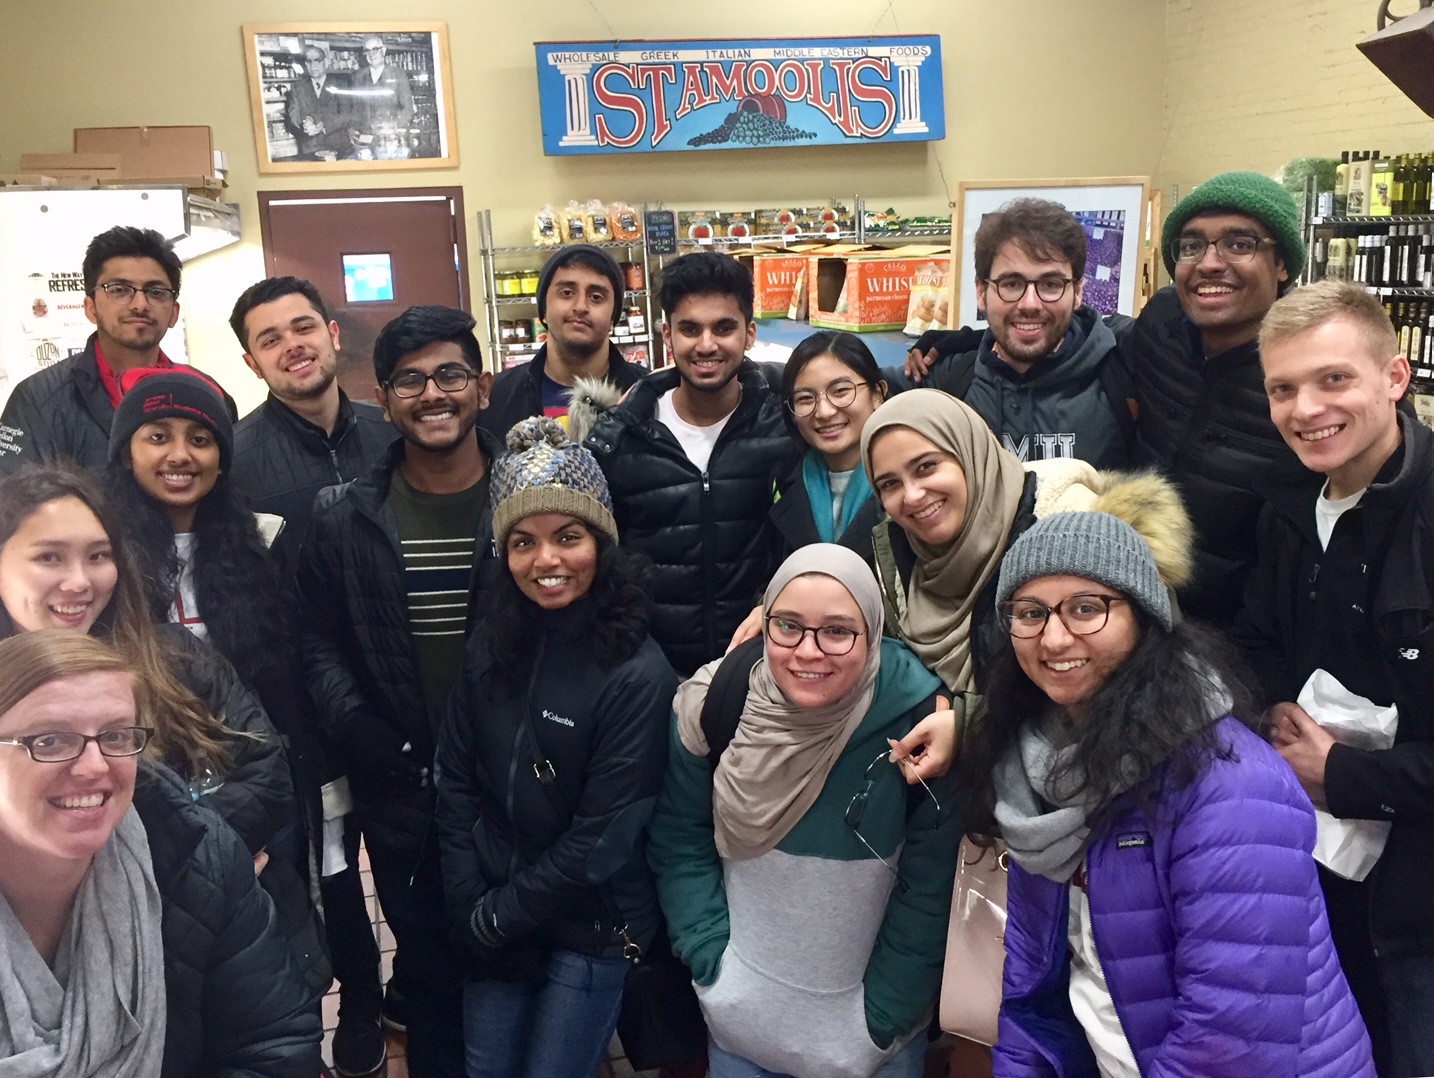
[1124, 170, 1305, 626]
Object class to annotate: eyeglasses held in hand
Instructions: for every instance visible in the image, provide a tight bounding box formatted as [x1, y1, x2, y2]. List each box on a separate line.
[0, 727, 152, 763]
[787, 380, 870, 417]
[1168, 235, 1275, 265]
[764, 615, 864, 656]
[844, 750, 943, 894]
[999, 593, 1127, 639]
[386, 364, 473, 398]
[94, 281, 179, 305]
[985, 275, 1073, 303]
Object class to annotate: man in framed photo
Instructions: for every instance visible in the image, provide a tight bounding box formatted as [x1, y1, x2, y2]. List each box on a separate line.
[350, 36, 415, 159]
[285, 40, 354, 160]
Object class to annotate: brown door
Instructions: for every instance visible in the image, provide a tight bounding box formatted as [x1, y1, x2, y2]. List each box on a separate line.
[257, 187, 467, 400]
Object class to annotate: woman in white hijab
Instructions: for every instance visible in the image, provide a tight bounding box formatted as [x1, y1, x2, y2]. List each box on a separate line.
[648, 544, 962, 1078]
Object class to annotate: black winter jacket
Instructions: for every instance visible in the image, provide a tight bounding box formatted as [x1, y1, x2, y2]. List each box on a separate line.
[926, 306, 1135, 471]
[231, 392, 393, 581]
[770, 455, 881, 567]
[1233, 414, 1434, 954]
[0, 335, 237, 478]
[1125, 286, 1298, 626]
[435, 599, 677, 955]
[136, 763, 322, 1078]
[298, 432, 501, 857]
[584, 361, 796, 675]
[479, 343, 647, 443]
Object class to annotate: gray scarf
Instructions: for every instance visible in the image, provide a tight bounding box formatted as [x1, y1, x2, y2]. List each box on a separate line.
[0, 807, 166, 1077]
[992, 715, 1101, 882]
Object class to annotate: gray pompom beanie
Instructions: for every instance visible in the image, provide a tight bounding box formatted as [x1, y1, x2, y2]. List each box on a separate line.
[490, 416, 617, 546]
[995, 511, 1172, 630]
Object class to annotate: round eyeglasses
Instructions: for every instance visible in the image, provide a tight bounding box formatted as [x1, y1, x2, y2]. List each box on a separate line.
[764, 615, 864, 656]
[0, 727, 152, 763]
[787, 380, 870, 418]
[1169, 235, 1276, 265]
[999, 594, 1127, 639]
[986, 275, 1073, 303]
[386, 365, 473, 398]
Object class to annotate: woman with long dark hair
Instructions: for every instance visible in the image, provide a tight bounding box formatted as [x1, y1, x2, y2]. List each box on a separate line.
[435, 417, 677, 1078]
[964, 506, 1374, 1076]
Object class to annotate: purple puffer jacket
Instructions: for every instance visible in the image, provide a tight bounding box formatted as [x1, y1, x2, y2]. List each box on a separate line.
[994, 718, 1374, 1078]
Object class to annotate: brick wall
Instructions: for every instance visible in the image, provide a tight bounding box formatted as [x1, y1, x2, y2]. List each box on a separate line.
[1160, 0, 1434, 198]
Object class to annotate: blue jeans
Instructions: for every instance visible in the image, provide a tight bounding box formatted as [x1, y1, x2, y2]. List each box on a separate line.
[1380, 950, 1434, 1078]
[707, 1032, 926, 1078]
[462, 949, 629, 1078]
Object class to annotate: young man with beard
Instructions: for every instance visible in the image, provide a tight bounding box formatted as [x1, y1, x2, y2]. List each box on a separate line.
[229, 276, 393, 1077]
[919, 198, 1135, 469]
[1235, 280, 1434, 1077]
[584, 251, 794, 677]
[299, 306, 496, 1078]
[1125, 171, 1305, 626]
[0, 226, 234, 476]
[480, 244, 647, 440]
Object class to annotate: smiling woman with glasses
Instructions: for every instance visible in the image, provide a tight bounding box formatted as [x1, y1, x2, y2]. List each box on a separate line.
[960, 508, 1375, 1078]
[648, 543, 961, 1078]
[0, 630, 321, 1077]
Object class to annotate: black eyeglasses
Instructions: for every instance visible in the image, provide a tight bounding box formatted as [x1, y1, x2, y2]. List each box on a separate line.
[999, 593, 1127, 639]
[386, 364, 473, 398]
[787, 380, 870, 418]
[845, 750, 942, 894]
[764, 615, 864, 656]
[1169, 235, 1276, 265]
[94, 281, 179, 305]
[0, 727, 152, 763]
[986, 275, 1073, 303]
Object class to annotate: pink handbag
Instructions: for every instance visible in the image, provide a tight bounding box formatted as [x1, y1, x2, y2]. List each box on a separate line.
[938, 838, 1009, 1047]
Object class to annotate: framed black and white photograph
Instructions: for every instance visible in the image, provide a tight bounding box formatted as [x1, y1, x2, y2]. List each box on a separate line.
[243, 22, 458, 173]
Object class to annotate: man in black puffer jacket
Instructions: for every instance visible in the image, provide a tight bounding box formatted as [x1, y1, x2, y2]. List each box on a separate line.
[1125, 171, 1305, 626]
[584, 252, 796, 677]
[136, 763, 322, 1077]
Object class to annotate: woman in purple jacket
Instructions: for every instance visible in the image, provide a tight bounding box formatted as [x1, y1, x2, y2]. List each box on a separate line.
[961, 506, 1374, 1078]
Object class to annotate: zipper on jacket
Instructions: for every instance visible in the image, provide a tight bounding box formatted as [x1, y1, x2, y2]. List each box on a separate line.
[329, 447, 342, 483]
[1081, 873, 1144, 1077]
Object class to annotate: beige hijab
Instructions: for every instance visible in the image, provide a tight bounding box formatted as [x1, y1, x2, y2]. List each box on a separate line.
[859, 389, 1027, 692]
[675, 544, 884, 860]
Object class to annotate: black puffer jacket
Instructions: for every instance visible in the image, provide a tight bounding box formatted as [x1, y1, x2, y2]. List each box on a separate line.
[136, 763, 322, 1078]
[231, 392, 393, 581]
[1125, 286, 1297, 625]
[435, 598, 677, 955]
[584, 361, 795, 675]
[0, 335, 237, 478]
[1234, 414, 1434, 954]
[478, 343, 647, 443]
[298, 433, 500, 857]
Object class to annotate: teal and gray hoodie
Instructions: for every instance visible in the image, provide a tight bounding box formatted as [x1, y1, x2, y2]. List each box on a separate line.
[647, 640, 961, 1078]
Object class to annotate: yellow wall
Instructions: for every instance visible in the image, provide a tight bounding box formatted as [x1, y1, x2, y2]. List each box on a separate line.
[0, 1, 1165, 412]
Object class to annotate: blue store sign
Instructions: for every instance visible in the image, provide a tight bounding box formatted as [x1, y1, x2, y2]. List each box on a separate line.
[534, 36, 944, 156]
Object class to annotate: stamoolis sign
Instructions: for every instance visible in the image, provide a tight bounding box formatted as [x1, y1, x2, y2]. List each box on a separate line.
[534, 36, 944, 156]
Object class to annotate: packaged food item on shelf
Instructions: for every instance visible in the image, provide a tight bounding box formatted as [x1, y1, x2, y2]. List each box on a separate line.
[534, 205, 560, 246]
[585, 199, 612, 242]
[622, 262, 646, 292]
[620, 343, 650, 367]
[679, 210, 722, 240]
[610, 202, 642, 241]
[560, 201, 588, 243]
[903, 259, 953, 336]
[725, 212, 754, 239]
[519, 268, 541, 296]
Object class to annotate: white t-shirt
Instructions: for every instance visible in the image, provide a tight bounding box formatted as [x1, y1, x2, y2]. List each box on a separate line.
[1315, 483, 1365, 552]
[170, 532, 208, 640]
[828, 468, 856, 532]
[1067, 872, 1139, 1078]
[655, 390, 734, 474]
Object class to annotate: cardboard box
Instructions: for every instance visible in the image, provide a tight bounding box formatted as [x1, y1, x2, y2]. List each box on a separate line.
[74, 125, 214, 180]
[749, 243, 855, 318]
[809, 245, 951, 332]
[0, 174, 60, 187]
[16, 153, 122, 182]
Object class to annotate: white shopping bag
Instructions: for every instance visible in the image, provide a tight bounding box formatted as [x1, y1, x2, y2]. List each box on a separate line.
[1296, 669, 1398, 881]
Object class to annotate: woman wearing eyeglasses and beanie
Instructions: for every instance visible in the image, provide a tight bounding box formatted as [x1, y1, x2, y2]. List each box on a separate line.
[647, 543, 961, 1078]
[960, 505, 1374, 1077]
[434, 417, 677, 1078]
[0, 630, 321, 1077]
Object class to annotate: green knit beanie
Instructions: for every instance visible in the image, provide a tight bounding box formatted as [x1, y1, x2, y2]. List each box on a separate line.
[1161, 171, 1305, 279]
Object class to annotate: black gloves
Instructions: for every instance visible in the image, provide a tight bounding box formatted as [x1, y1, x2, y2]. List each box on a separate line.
[342, 711, 426, 791]
[456, 893, 548, 987]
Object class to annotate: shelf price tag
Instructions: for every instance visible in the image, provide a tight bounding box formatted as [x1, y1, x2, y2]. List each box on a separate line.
[645, 210, 678, 256]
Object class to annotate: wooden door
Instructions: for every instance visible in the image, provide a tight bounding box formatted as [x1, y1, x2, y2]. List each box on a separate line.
[257, 187, 467, 400]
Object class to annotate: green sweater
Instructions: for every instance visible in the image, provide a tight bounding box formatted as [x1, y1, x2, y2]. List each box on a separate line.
[647, 640, 961, 1077]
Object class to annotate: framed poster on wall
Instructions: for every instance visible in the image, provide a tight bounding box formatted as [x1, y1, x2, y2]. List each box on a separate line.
[242, 22, 458, 173]
[951, 178, 1150, 329]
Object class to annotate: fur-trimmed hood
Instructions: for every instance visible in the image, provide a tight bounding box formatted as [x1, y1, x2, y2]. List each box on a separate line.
[568, 375, 628, 446]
